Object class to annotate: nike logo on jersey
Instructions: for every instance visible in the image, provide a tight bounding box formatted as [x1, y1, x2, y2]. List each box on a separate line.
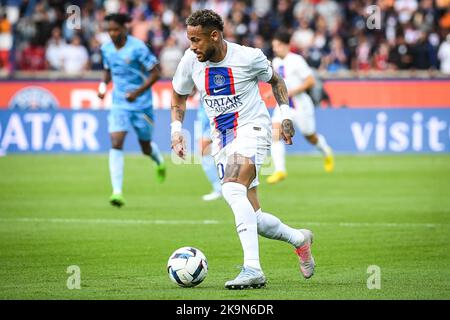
[213, 87, 228, 94]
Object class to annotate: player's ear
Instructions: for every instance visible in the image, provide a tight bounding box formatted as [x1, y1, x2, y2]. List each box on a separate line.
[210, 29, 219, 42]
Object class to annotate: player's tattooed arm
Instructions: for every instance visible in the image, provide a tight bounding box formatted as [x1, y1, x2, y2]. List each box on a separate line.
[171, 91, 188, 122]
[171, 91, 189, 159]
[268, 70, 295, 145]
[268, 71, 289, 106]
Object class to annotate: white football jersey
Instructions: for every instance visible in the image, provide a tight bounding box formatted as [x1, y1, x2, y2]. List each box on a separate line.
[272, 52, 314, 110]
[172, 41, 273, 155]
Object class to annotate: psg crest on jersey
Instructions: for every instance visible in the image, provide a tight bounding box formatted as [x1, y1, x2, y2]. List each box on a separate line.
[213, 74, 226, 86]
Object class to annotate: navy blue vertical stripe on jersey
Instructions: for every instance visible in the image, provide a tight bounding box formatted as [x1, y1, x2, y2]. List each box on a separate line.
[214, 112, 239, 148]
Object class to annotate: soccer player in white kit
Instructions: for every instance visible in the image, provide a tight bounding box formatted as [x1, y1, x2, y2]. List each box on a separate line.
[170, 10, 315, 289]
[267, 31, 334, 184]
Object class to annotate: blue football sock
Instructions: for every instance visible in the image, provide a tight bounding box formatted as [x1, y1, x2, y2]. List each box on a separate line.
[150, 142, 164, 165]
[109, 148, 124, 194]
[202, 155, 221, 193]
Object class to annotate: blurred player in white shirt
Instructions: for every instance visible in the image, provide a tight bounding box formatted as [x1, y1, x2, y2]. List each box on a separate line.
[171, 10, 315, 289]
[267, 31, 334, 184]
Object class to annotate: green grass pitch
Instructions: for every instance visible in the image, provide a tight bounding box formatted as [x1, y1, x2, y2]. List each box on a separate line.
[0, 154, 449, 299]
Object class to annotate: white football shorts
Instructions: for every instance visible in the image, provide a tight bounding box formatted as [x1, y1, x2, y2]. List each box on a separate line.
[213, 123, 272, 189]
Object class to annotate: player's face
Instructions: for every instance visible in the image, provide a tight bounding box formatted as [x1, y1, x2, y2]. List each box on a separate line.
[272, 39, 289, 58]
[187, 25, 217, 62]
[107, 21, 126, 45]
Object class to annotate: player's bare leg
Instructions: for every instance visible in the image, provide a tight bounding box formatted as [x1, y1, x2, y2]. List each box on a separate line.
[222, 154, 266, 289]
[304, 133, 334, 173]
[109, 131, 127, 207]
[248, 188, 316, 279]
[267, 122, 287, 184]
[139, 140, 166, 183]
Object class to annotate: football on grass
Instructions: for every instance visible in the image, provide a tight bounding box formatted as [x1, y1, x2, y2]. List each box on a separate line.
[167, 247, 208, 287]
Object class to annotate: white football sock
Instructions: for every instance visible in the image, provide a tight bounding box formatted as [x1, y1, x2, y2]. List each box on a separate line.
[271, 140, 286, 173]
[315, 134, 332, 156]
[222, 182, 261, 270]
[109, 148, 124, 194]
[255, 209, 305, 248]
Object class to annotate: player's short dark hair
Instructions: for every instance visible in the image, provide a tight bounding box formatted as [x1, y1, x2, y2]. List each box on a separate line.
[186, 9, 224, 32]
[105, 13, 132, 26]
[273, 31, 292, 45]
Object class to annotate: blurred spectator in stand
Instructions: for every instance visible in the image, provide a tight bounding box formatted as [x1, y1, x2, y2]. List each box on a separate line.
[388, 34, 413, 69]
[404, 22, 421, 45]
[252, 0, 272, 18]
[427, 30, 440, 70]
[159, 35, 183, 78]
[306, 15, 328, 69]
[45, 27, 67, 71]
[413, 0, 436, 33]
[0, 12, 13, 75]
[91, 6, 109, 44]
[131, 9, 152, 42]
[171, 19, 190, 50]
[223, 17, 238, 43]
[271, 0, 295, 30]
[439, 7, 450, 30]
[61, 34, 89, 75]
[17, 37, 47, 71]
[204, 0, 233, 17]
[147, 15, 168, 56]
[89, 37, 103, 71]
[31, 1, 53, 46]
[229, 8, 249, 43]
[253, 34, 272, 57]
[293, 0, 316, 25]
[394, 0, 419, 24]
[316, 0, 341, 33]
[323, 36, 348, 72]
[373, 42, 390, 71]
[353, 35, 372, 71]
[438, 34, 450, 74]
[411, 31, 431, 70]
[291, 17, 314, 56]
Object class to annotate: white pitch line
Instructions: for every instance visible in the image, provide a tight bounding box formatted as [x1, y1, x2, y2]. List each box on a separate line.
[287, 221, 444, 228]
[0, 217, 446, 228]
[0, 217, 220, 225]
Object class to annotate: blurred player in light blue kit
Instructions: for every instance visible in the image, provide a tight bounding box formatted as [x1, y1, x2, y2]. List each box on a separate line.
[196, 105, 222, 201]
[98, 13, 165, 208]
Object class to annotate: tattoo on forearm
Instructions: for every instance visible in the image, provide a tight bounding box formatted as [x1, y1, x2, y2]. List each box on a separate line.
[171, 105, 185, 122]
[271, 73, 289, 106]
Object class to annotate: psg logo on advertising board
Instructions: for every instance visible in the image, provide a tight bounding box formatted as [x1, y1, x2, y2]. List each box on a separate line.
[8, 87, 59, 110]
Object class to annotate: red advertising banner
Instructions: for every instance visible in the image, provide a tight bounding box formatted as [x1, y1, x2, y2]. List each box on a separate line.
[0, 80, 449, 109]
[324, 80, 450, 109]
